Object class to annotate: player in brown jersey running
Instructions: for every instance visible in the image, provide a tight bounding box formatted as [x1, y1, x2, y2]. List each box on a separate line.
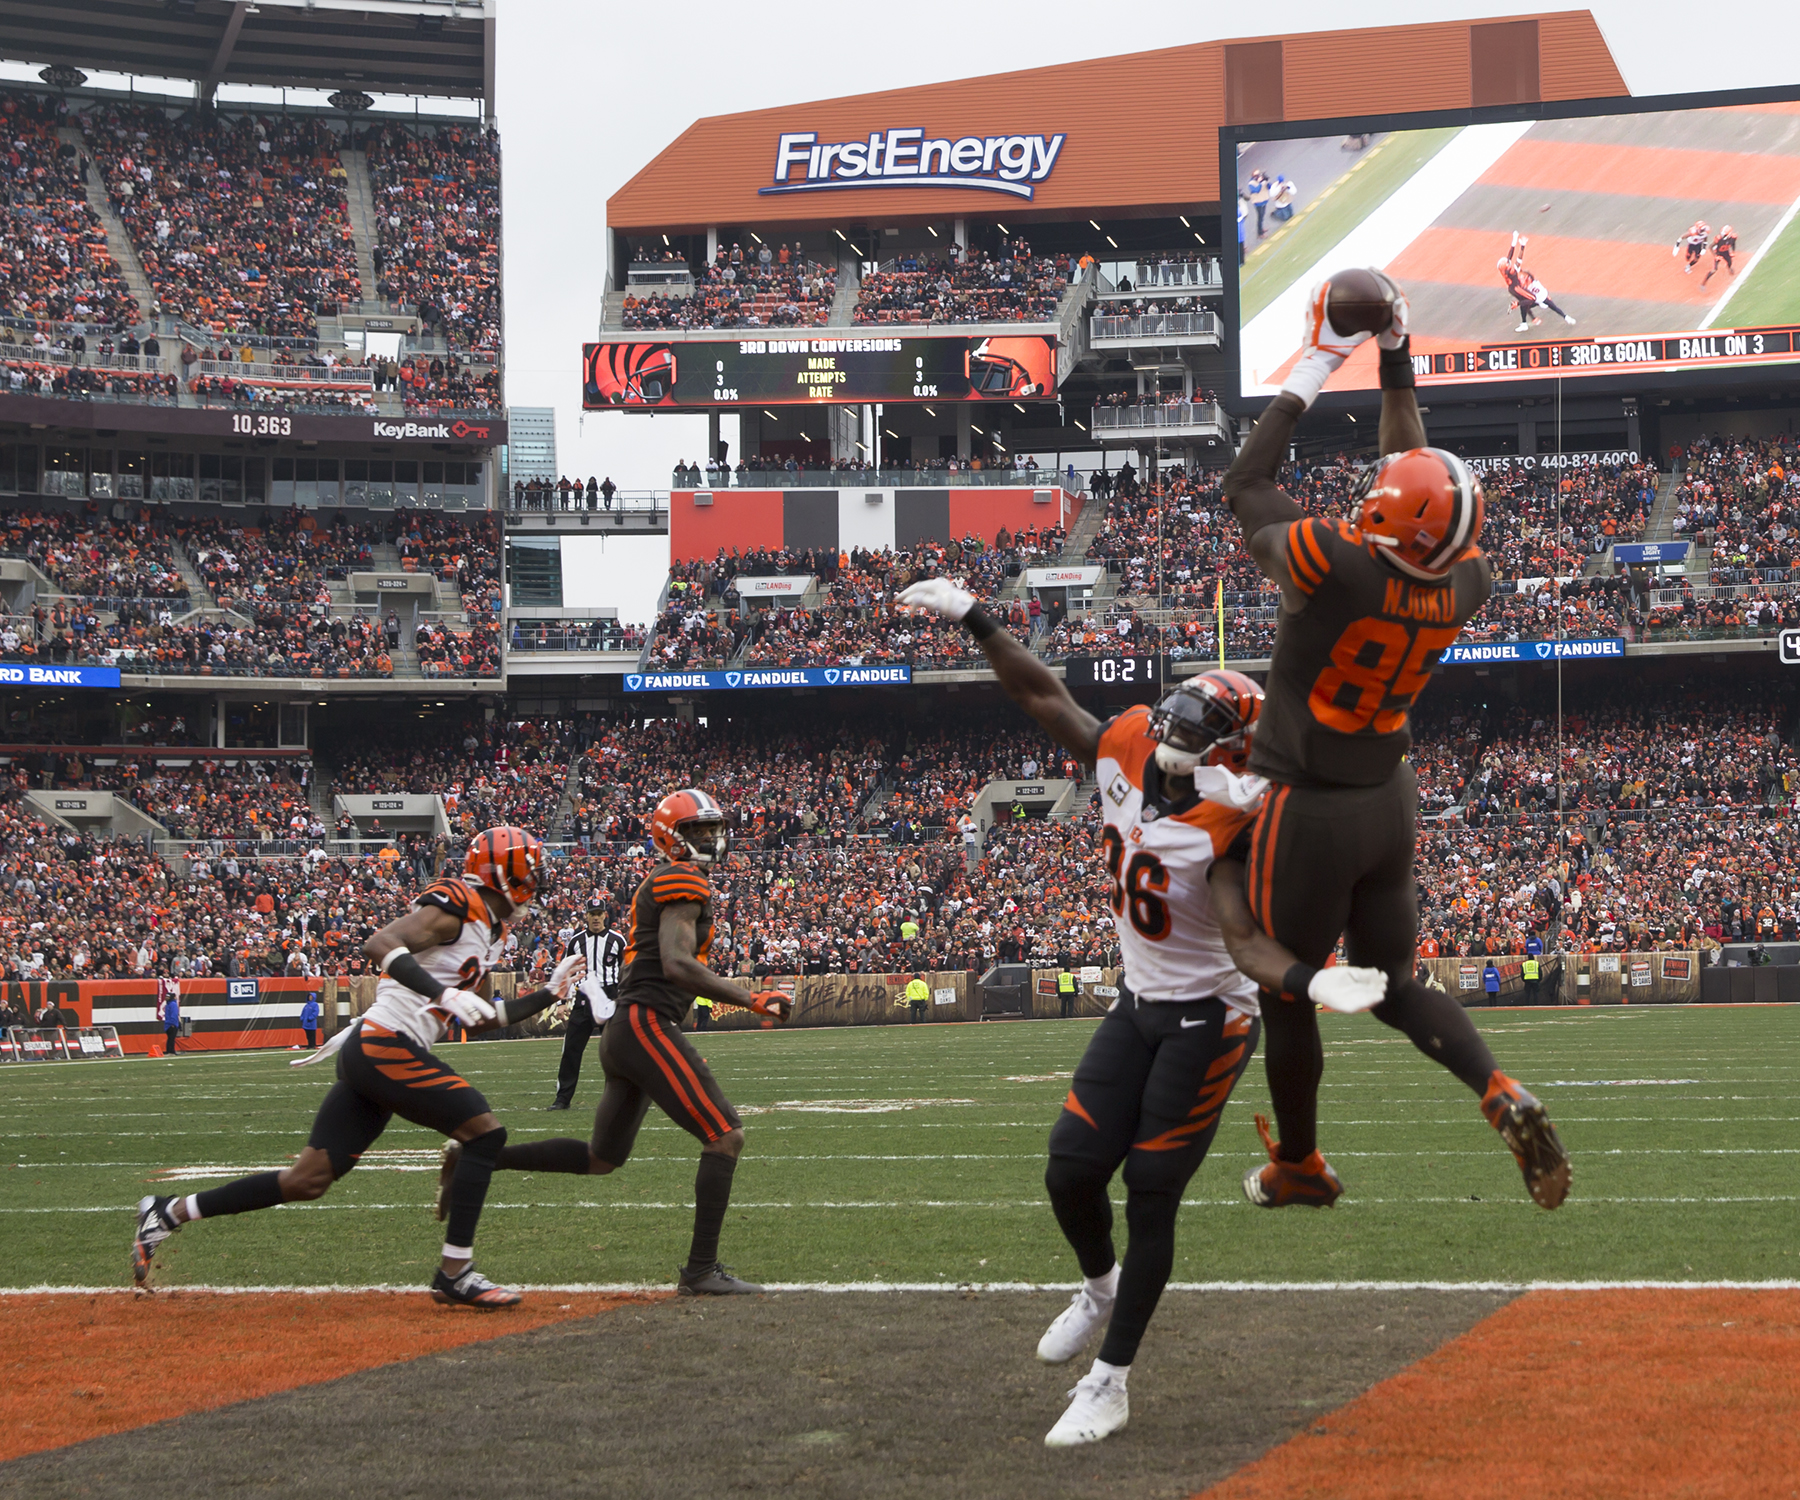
[1221, 274, 1570, 1212]
[445, 788, 793, 1294]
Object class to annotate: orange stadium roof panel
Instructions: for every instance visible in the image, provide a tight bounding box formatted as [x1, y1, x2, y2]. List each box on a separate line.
[607, 11, 1626, 231]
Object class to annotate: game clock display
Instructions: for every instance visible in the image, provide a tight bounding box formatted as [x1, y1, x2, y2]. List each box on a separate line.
[1065, 654, 1163, 689]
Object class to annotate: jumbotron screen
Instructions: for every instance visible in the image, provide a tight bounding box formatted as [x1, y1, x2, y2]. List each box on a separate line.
[1231, 91, 1800, 396]
[582, 333, 1056, 409]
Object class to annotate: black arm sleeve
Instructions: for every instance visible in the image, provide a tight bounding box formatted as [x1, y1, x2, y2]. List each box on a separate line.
[1222, 391, 1307, 540]
[495, 987, 559, 1027]
[384, 950, 445, 1002]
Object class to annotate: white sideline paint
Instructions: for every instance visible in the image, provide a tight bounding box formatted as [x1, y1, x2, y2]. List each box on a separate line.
[1241, 119, 1537, 393]
[5, 1279, 1800, 1296]
[1699, 187, 1800, 330]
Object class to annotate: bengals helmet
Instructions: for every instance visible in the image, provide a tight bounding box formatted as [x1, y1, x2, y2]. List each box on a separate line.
[650, 788, 729, 866]
[1146, 669, 1264, 776]
[583, 342, 677, 407]
[464, 825, 545, 910]
[1355, 448, 1484, 581]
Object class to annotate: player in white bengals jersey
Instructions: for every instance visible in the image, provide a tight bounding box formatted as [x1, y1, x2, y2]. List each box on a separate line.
[899, 579, 1384, 1448]
[130, 827, 586, 1307]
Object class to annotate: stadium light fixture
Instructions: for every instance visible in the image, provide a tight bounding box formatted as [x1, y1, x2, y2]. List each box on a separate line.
[1073, 420, 1087, 431]
[927, 225, 938, 237]
[1106, 236, 1117, 248]
[762, 410, 778, 420]
[884, 429, 898, 438]
[970, 423, 984, 434]
[1088, 220, 1101, 232]
[1193, 232, 1205, 243]
[833, 229, 847, 240]
[995, 223, 1008, 233]
[1013, 403, 1025, 413]
[750, 233, 763, 244]
[1179, 216, 1190, 228]
[923, 406, 936, 416]
[661, 234, 670, 246]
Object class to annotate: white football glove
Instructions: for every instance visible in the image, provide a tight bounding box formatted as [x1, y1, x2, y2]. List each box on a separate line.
[435, 987, 496, 1027]
[896, 578, 975, 622]
[1189, 766, 1269, 813]
[1282, 278, 1373, 409]
[1376, 281, 1411, 351]
[1308, 966, 1388, 1014]
[549, 952, 587, 1000]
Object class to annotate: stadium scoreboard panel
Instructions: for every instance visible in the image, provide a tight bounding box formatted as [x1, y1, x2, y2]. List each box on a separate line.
[1222, 82, 1800, 400]
[583, 333, 1056, 409]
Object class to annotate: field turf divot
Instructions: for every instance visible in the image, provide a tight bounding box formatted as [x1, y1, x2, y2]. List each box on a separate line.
[1196, 1289, 1800, 1499]
[0, 1290, 653, 1463]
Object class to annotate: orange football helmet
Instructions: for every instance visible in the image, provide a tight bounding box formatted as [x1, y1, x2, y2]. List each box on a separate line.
[463, 825, 545, 910]
[1147, 669, 1264, 775]
[650, 788, 729, 866]
[1355, 448, 1484, 581]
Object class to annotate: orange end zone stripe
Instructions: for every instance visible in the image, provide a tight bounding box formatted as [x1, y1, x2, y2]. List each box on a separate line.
[0, 1291, 656, 1465]
[1195, 1289, 1800, 1500]
[1477, 135, 1800, 205]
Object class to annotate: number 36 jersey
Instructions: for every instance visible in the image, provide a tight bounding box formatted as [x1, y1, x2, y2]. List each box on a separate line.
[1096, 707, 1259, 1014]
[1252, 517, 1489, 790]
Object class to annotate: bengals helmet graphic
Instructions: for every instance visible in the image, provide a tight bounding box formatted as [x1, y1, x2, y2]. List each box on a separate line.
[584, 342, 679, 407]
[965, 336, 1054, 399]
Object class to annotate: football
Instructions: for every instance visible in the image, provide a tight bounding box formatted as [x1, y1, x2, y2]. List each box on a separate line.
[1325, 266, 1400, 337]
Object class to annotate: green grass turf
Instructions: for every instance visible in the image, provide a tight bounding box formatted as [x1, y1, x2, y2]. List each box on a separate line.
[7, 1006, 1799, 1291]
[1240, 127, 1462, 324]
[1711, 200, 1800, 328]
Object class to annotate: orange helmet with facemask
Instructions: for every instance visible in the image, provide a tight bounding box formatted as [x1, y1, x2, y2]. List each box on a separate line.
[1355, 447, 1484, 581]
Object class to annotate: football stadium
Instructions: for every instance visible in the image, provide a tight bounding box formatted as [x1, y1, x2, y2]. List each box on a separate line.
[4, 4, 1800, 1495]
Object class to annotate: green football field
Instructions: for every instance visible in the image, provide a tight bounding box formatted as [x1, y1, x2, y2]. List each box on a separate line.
[8, 1006, 1799, 1291]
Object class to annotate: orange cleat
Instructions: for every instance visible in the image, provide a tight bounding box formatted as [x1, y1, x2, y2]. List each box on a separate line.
[1242, 1114, 1344, 1207]
[1481, 1072, 1571, 1210]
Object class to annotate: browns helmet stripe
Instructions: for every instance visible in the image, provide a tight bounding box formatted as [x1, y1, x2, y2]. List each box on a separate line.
[1419, 448, 1478, 573]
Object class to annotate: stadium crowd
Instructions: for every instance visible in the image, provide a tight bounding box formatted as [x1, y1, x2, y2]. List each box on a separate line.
[364, 122, 502, 355]
[618, 244, 836, 331]
[82, 103, 360, 341]
[3, 680, 1797, 983]
[0, 91, 142, 327]
[853, 242, 1068, 325]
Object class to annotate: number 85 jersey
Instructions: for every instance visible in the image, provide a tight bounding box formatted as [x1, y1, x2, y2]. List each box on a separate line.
[1096, 706, 1259, 1013]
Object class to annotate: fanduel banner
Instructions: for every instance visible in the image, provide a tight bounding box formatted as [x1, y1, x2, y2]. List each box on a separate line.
[762, 129, 1065, 200]
[1442, 637, 1626, 664]
[1612, 542, 1691, 564]
[625, 666, 913, 692]
[0, 664, 121, 688]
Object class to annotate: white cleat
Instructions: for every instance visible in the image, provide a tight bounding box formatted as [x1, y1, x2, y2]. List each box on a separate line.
[1044, 1368, 1129, 1447]
[1514, 322, 1531, 333]
[1563, 314, 1578, 325]
[1036, 1286, 1114, 1364]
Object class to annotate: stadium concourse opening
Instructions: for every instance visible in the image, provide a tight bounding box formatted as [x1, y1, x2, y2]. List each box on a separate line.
[9, 3, 1800, 1496]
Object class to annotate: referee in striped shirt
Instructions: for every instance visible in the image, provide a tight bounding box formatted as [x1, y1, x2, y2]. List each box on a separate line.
[545, 898, 624, 1110]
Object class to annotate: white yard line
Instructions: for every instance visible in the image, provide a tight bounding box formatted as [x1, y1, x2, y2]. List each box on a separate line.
[1699, 186, 1800, 330]
[1240, 119, 1536, 393]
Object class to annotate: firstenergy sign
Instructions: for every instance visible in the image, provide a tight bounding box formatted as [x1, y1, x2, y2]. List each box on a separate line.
[762, 129, 1065, 200]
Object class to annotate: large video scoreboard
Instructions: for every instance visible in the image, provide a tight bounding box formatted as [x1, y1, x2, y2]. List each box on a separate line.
[582, 333, 1057, 409]
[1224, 83, 1800, 398]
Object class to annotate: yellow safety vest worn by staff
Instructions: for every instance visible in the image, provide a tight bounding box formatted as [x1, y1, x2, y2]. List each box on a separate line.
[1522, 958, 1540, 980]
[1057, 972, 1076, 993]
[905, 978, 930, 1004]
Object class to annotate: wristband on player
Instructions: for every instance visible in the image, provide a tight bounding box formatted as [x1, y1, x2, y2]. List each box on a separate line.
[1378, 337, 1415, 390]
[381, 947, 446, 1003]
[1280, 962, 1320, 1005]
[494, 987, 558, 1027]
[961, 604, 1001, 642]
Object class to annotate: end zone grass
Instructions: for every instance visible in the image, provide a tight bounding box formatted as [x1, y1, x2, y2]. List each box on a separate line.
[5, 1006, 1799, 1291]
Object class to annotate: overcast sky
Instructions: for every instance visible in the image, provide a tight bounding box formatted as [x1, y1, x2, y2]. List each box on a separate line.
[495, 0, 1800, 498]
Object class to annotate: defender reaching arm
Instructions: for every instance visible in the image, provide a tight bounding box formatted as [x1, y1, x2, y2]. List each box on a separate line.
[895, 578, 1103, 766]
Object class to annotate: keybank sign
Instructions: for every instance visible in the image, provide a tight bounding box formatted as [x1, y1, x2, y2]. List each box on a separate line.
[761, 130, 1066, 200]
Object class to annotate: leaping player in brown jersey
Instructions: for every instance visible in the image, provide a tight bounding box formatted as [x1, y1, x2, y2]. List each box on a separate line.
[1221, 271, 1570, 1214]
